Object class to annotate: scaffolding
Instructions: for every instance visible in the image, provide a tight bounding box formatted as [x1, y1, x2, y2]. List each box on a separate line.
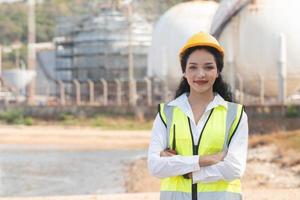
[54, 7, 152, 105]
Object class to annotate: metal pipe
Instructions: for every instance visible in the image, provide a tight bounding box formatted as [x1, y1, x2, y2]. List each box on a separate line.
[0, 45, 2, 91]
[73, 79, 81, 105]
[58, 81, 65, 105]
[258, 73, 265, 105]
[226, 24, 236, 99]
[163, 78, 169, 102]
[87, 80, 94, 105]
[127, 3, 137, 106]
[114, 79, 122, 106]
[100, 79, 108, 106]
[278, 33, 287, 104]
[144, 77, 152, 106]
[27, 0, 36, 105]
[236, 73, 244, 104]
[129, 79, 136, 105]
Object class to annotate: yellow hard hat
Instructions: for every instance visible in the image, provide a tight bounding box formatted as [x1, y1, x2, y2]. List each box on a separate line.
[179, 32, 224, 58]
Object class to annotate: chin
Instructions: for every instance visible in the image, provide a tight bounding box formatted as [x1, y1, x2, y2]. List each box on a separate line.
[191, 86, 212, 94]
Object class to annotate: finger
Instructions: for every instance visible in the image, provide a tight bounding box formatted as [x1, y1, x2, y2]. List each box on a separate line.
[160, 151, 174, 157]
[160, 151, 168, 157]
[166, 150, 177, 155]
[161, 153, 170, 157]
[168, 150, 177, 154]
[166, 152, 176, 156]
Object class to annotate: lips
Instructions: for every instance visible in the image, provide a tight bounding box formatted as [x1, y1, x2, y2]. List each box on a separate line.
[194, 80, 208, 85]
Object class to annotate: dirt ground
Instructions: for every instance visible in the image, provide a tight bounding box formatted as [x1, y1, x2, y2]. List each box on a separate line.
[0, 125, 150, 150]
[125, 131, 300, 200]
[124, 148, 300, 199]
[0, 125, 300, 199]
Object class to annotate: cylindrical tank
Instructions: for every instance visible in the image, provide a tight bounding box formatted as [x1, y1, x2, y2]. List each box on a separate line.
[147, 1, 219, 90]
[2, 69, 36, 90]
[215, 0, 300, 97]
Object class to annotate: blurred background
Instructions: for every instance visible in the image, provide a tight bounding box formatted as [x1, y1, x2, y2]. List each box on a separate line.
[0, 0, 299, 199]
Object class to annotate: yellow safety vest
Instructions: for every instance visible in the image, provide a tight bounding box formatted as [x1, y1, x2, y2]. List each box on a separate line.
[158, 102, 244, 200]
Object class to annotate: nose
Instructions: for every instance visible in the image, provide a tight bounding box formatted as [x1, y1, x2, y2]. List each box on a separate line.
[197, 68, 206, 78]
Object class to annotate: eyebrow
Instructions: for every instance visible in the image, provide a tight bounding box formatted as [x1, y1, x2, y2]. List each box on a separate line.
[188, 62, 214, 65]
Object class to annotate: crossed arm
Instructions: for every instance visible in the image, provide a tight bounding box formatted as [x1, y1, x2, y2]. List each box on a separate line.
[147, 113, 248, 183]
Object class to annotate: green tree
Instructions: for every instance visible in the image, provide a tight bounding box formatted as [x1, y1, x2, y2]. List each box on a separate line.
[0, 3, 27, 45]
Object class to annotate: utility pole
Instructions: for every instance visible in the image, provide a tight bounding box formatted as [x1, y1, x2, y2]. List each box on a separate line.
[0, 45, 2, 71]
[127, 2, 137, 106]
[0, 45, 2, 91]
[12, 41, 22, 68]
[27, 0, 36, 105]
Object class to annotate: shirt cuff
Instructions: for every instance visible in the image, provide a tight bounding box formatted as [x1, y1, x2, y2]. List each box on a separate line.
[192, 170, 200, 184]
[191, 155, 200, 171]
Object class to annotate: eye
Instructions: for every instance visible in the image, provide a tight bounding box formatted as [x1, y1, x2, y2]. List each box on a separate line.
[188, 65, 197, 69]
[204, 65, 214, 70]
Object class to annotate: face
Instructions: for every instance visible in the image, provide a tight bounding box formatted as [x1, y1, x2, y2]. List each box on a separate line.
[184, 49, 219, 94]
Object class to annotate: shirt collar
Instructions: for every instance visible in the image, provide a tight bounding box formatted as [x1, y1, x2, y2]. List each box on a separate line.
[167, 92, 228, 115]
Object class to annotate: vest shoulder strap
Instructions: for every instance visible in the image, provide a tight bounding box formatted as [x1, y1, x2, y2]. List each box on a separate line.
[158, 103, 174, 149]
[224, 102, 244, 149]
[158, 103, 167, 127]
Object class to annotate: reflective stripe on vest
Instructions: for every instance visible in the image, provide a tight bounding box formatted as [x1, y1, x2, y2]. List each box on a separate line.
[158, 102, 244, 200]
[160, 191, 242, 200]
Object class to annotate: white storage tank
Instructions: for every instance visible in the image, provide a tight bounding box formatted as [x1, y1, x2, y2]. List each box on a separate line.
[212, 0, 300, 98]
[2, 69, 36, 90]
[147, 0, 219, 89]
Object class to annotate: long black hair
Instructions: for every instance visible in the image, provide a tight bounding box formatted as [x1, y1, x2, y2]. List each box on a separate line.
[175, 46, 233, 102]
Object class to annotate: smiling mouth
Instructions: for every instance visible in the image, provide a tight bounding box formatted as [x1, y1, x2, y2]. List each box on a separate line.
[194, 80, 208, 85]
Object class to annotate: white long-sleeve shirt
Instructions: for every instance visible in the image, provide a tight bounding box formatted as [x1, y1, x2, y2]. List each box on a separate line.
[147, 93, 248, 184]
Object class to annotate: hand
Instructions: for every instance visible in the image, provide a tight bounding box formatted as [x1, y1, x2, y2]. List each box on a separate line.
[198, 150, 227, 167]
[183, 172, 192, 179]
[160, 149, 177, 157]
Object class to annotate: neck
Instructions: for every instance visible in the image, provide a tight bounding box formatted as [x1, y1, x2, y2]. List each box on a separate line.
[188, 89, 214, 107]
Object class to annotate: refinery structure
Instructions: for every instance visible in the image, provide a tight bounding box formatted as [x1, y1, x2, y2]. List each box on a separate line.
[0, 0, 300, 107]
[54, 6, 154, 106]
[148, 0, 300, 105]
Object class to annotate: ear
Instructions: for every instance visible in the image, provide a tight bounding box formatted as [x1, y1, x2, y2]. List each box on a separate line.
[183, 72, 186, 78]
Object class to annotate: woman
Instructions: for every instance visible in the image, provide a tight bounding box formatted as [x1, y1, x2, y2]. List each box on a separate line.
[148, 32, 248, 200]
